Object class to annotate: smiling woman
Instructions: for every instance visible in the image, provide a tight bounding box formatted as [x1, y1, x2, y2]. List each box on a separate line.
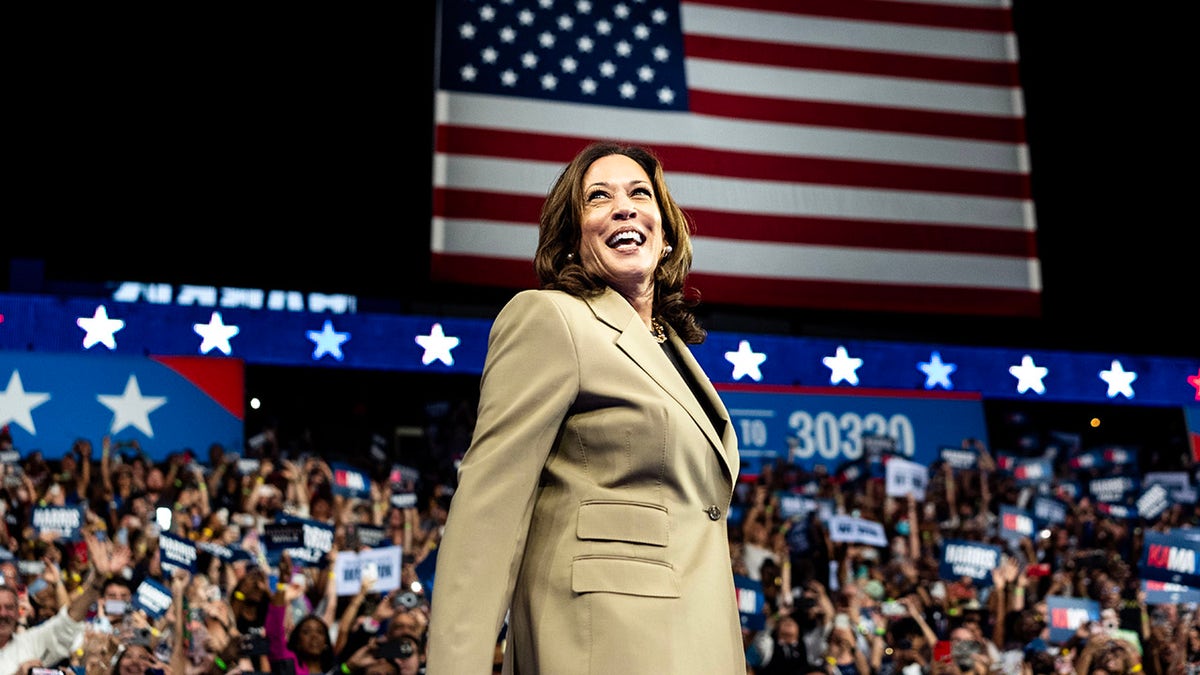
[425, 142, 745, 674]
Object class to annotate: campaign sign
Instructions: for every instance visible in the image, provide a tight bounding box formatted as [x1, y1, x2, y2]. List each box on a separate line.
[1032, 496, 1067, 526]
[196, 541, 237, 562]
[31, 505, 85, 540]
[999, 505, 1035, 541]
[331, 463, 372, 499]
[734, 574, 766, 631]
[1045, 595, 1099, 644]
[1136, 484, 1171, 521]
[939, 446, 977, 471]
[776, 493, 820, 520]
[268, 516, 335, 566]
[158, 531, 198, 575]
[885, 456, 928, 501]
[1011, 459, 1053, 486]
[133, 577, 174, 619]
[332, 545, 403, 596]
[1140, 529, 1200, 587]
[1142, 579, 1200, 605]
[1144, 471, 1197, 504]
[826, 515, 888, 547]
[939, 539, 1001, 587]
[715, 385, 987, 475]
[354, 525, 387, 549]
[1089, 476, 1139, 504]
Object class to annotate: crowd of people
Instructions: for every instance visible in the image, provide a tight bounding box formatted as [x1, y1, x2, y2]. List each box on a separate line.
[0, 416, 1196, 674]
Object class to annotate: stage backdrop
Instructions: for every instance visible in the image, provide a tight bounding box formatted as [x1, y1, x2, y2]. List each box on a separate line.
[0, 352, 243, 461]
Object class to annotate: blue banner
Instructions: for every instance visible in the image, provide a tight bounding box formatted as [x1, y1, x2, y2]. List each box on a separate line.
[158, 531, 198, 575]
[715, 384, 987, 476]
[133, 577, 174, 619]
[331, 462, 372, 499]
[31, 505, 85, 541]
[1046, 595, 1099, 644]
[734, 574, 765, 632]
[938, 539, 1001, 587]
[1140, 529, 1200, 587]
[0, 352, 243, 462]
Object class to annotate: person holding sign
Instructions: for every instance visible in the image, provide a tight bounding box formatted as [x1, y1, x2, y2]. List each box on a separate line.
[426, 143, 743, 674]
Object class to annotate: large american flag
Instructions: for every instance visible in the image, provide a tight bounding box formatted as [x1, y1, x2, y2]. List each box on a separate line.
[431, 0, 1038, 317]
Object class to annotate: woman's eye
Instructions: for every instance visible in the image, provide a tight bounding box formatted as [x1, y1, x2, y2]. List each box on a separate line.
[586, 190, 609, 201]
[632, 187, 652, 197]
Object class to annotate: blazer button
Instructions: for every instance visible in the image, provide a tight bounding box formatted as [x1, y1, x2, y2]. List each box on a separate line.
[706, 505, 722, 521]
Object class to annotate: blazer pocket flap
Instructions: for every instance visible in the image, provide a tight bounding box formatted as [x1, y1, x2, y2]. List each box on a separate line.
[577, 501, 669, 546]
[572, 556, 681, 597]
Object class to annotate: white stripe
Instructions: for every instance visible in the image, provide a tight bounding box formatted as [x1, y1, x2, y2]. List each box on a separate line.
[436, 92, 1027, 172]
[680, 3, 1016, 62]
[435, 154, 1033, 230]
[432, 218, 1041, 290]
[687, 58, 1021, 117]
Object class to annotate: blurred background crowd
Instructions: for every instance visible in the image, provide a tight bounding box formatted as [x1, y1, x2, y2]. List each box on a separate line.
[1, 411, 1198, 675]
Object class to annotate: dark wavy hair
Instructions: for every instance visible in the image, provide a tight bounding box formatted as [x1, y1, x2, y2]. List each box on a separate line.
[286, 614, 336, 673]
[533, 141, 706, 344]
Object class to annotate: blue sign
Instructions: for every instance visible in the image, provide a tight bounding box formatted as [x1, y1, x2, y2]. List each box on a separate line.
[734, 574, 765, 631]
[715, 384, 988, 475]
[938, 539, 1001, 587]
[1140, 529, 1200, 588]
[1046, 595, 1099, 644]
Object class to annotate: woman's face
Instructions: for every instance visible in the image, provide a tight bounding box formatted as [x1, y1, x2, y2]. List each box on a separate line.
[295, 618, 329, 657]
[118, 645, 156, 674]
[578, 153, 666, 295]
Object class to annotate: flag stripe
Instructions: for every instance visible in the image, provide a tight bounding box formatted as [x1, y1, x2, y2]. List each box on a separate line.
[685, 0, 1014, 34]
[432, 0, 1039, 317]
[684, 34, 1022, 87]
[436, 92, 1027, 173]
[435, 187, 1037, 257]
[432, 218, 1040, 290]
[430, 253, 1040, 316]
[689, 89, 1025, 142]
[434, 152, 1030, 230]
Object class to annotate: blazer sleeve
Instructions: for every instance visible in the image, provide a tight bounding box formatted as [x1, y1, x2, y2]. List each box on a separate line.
[425, 291, 580, 674]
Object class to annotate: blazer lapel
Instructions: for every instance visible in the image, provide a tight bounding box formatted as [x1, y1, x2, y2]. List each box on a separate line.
[586, 290, 737, 481]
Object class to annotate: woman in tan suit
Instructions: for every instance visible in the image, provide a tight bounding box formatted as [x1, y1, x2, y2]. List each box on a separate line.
[425, 142, 744, 674]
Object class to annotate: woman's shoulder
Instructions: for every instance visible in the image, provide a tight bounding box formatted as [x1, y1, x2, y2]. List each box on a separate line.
[500, 289, 586, 316]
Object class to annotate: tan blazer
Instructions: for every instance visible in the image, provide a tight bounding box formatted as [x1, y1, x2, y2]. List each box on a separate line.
[425, 288, 744, 674]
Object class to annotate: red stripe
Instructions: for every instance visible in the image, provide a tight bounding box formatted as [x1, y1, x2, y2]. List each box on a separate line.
[688, 90, 1026, 143]
[435, 188, 1038, 257]
[683, 0, 1013, 32]
[438, 126, 1030, 198]
[685, 34, 1021, 87]
[431, 254, 1042, 317]
[688, 271, 1040, 316]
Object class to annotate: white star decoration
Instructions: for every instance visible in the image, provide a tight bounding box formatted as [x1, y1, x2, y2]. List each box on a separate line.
[76, 305, 125, 350]
[193, 312, 241, 356]
[307, 320, 351, 361]
[823, 346, 863, 386]
[724, 340, 766, 381]
[416, 323, 460, 366]
[0, 370, 51, 434]
[1009, 355, 1049, 394]
[918, 351, 957, 390]
[1098, 359, 1137, 399]
[97, 374, 167, 436]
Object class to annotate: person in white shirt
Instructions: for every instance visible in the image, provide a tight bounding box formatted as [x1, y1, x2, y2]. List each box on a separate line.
[0, 531, 131, 675]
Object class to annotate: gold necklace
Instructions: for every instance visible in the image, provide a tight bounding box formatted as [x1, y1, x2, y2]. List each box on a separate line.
[651, 319, 667, 344]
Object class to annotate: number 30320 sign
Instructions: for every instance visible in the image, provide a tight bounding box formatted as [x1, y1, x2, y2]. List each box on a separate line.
[715, 385, 989, 475]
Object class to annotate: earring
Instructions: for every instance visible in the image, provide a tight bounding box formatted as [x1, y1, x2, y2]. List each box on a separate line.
[566, 252, 575, 260]
[663, 245, 673, 257]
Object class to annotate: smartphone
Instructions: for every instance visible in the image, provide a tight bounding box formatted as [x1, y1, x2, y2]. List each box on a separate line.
[376, 638, 417, 659]
[932, 640, 952, 663]
[28, 578, 49, 596]
[105, 599, 128, 616]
